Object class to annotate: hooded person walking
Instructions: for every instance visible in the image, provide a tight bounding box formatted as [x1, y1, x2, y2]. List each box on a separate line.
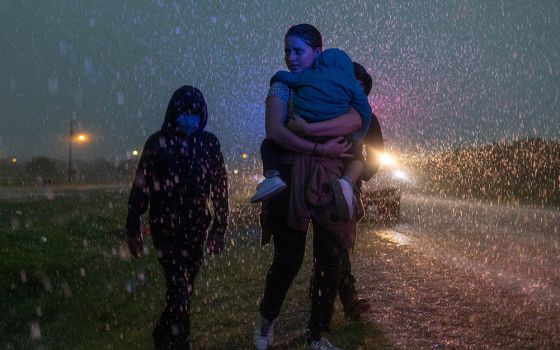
[125, 85, 229, 349]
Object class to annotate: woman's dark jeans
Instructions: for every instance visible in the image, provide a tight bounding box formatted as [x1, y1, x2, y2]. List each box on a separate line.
[259, 164, 344, 340]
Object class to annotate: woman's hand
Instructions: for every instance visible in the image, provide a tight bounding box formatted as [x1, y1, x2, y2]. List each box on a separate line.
[286, 114, 309, 136]
[320, 136, 353, 159]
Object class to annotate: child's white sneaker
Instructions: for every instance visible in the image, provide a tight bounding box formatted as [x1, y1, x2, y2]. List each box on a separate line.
[250, 176, 287, 203]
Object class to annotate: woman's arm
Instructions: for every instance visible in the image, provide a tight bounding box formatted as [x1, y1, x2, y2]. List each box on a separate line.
[265, 96, 315, 154]
[266, 96, 351, 158]
[287, 106, 362, 137]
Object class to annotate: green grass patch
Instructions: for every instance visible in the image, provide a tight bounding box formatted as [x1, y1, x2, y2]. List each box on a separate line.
[1, 192, 387, 349]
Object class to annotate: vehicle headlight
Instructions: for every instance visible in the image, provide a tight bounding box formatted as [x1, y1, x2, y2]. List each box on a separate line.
[379, 153, 396, 167]
[392, 170, 409, 182]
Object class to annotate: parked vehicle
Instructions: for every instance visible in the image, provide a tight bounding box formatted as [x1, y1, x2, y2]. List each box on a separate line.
[361, 152, 410, 225]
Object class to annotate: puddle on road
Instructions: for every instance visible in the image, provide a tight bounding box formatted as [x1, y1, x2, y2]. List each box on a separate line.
[376, 228, 413, 246]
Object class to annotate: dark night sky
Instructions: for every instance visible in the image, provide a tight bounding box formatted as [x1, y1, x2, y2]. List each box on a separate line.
[1, 0, 559, 162]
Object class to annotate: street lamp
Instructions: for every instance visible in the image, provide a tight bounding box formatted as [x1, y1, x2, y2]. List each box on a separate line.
[68, 120, 75, 182]
[68, 120, 90, 182]
[75, 133, 89, 143]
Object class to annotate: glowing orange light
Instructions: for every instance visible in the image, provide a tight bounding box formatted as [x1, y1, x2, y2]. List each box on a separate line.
[74, 133, 90, 143]
[11, 158, 17, 163]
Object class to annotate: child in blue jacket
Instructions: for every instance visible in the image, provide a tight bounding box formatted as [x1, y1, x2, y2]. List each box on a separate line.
[251, 48, 372, 220]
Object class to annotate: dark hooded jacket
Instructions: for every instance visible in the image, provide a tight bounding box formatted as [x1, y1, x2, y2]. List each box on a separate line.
[361, 112, 384, 181]
[352, 62, 384, 182]
[126, 86, 228, 247]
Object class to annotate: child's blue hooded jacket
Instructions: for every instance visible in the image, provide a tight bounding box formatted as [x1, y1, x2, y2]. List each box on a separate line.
[271, 48, 372, 141]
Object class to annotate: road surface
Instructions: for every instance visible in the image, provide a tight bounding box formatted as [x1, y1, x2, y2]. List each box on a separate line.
[355, 194, 559, 349]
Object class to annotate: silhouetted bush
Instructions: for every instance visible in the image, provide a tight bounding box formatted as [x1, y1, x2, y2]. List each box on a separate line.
[25, 157, 61, 184]
[409, 138, 560, 206]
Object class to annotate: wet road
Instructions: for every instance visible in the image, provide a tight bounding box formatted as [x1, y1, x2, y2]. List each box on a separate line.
[355, 194, 560, 349]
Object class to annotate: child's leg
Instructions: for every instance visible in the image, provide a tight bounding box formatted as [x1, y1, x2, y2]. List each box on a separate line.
[332, 140, 364, 220]
[260, 138, 283, 178]
[251, 138, 287, 203]
[342, 160, 364, 187]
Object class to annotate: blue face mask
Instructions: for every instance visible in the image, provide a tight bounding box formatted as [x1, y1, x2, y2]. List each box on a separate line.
[176, 114, 201, 136]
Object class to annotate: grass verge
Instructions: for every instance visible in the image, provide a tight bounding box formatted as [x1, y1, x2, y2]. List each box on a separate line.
[1, 192, 387, 349]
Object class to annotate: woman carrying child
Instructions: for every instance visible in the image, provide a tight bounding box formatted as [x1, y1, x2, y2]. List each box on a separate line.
[253, 24, 369, 350]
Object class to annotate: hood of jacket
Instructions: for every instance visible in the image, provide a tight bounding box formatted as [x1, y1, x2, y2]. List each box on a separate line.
[352, 62, 372, 96]
[161, 85, 208, 134]
[316, 48, 354, 74]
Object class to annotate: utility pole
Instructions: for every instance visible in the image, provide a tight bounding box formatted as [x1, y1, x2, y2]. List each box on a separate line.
[68, 120, 74, 182]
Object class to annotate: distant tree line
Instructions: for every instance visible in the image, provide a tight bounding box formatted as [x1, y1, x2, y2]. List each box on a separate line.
[407, 138, 560, 207]
[0, 157, 138, 186]
[0, 154, 260, 187]
[3, 138, 558, 207]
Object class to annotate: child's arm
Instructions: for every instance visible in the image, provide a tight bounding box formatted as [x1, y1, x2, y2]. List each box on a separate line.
[125, 137, 156, 257]
[270, 70, 304, 88]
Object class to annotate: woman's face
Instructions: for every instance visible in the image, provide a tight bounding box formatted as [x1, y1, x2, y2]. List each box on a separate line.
[284, 36, 321, 73]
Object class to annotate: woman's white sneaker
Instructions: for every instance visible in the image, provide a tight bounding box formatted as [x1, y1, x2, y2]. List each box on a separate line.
[253, 316, 278, 350]
[308, 337, 344, 350]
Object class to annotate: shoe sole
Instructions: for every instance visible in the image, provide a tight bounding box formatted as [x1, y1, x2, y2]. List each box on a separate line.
[331, 180, 350, 220]
[250, 184, 287, 203]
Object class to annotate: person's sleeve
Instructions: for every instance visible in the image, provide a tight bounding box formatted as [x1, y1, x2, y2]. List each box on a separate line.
[361, 112, 385, 181]
[267, 81, 291, 103]
[349, 79, 373, 141]
[125, 137, 155, 238]
[208, 135, 229, 244]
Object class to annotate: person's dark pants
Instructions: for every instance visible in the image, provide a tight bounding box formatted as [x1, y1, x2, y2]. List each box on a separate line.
[308, 237, 356, 330]
[338, 248, 358, 308]
[259, 164, 344, 341]
[152, 231, 205, 350]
